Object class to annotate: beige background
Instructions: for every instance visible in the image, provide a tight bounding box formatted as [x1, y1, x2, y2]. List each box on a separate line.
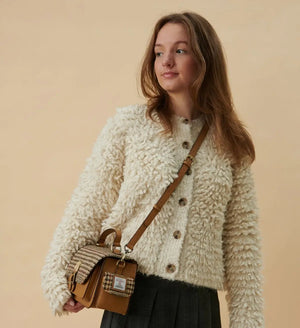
[1, 0, 299, 327]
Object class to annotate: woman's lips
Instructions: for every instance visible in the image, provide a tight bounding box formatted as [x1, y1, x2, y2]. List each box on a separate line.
[162, 72, 178, 78]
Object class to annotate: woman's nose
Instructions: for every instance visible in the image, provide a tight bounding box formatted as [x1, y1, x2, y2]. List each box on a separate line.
[162, 52, 174, 67]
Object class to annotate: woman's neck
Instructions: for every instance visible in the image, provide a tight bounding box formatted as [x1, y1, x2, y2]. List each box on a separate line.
[167, 94, 200, 120]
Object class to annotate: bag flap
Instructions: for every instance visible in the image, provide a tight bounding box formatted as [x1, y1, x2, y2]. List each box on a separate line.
[66, 245, 121, 284]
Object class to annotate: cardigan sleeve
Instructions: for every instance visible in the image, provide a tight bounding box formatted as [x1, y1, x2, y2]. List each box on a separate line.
[222, 160, 265, 328]
[40, 112, 126, 316]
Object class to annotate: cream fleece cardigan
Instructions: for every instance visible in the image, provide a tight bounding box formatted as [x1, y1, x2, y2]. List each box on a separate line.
[41, 103, 265, 328]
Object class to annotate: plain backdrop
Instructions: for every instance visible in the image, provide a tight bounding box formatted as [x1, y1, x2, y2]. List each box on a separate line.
[1, 1, 299, 327]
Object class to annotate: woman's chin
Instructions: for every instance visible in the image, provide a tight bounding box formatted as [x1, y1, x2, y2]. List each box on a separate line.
[160, 83, 182, 93]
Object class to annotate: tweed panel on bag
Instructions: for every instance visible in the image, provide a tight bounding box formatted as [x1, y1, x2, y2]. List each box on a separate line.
[66, 245, 120, 284]
[102, 272, 135, 297]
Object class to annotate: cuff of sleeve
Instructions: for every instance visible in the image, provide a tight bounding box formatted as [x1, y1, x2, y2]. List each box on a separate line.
[228, 299, 265, 328]
[51, 286, 72, 316]
[41, 271, 72, 316]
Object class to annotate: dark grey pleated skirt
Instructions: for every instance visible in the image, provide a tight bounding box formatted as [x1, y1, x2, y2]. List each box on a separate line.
[100, 271, 222, 328]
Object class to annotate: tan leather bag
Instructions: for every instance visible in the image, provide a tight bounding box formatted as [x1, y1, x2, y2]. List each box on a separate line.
[66, 228, 138, 315]
[65, 121, 209, 315]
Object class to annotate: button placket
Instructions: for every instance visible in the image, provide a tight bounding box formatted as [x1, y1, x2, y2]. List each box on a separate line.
[156, 115, 195, 278]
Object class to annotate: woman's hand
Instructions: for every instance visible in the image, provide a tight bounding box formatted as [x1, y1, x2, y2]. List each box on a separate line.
[63, 297, 85, 313]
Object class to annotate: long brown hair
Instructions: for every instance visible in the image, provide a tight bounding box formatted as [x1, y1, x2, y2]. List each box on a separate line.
[139, 11, 255, 168]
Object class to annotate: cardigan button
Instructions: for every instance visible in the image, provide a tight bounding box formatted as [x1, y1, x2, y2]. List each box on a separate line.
[173, 230, 181, 239]
[182, 141, 190, 149]
[186, 168, 192, 175]
[166, 264, 176, 273]
[179, 198, 187, 206]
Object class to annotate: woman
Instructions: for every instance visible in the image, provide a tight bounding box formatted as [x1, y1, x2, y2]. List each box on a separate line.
[41, 11, 265, 328]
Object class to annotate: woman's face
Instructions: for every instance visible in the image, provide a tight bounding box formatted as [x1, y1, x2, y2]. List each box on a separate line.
[154, 23, 200, 95]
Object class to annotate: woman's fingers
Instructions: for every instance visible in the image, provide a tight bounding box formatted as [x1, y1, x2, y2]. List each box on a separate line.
[66, 303, 84, 312]
[63, 298, 85, 312]
[63, 303, 84, 312]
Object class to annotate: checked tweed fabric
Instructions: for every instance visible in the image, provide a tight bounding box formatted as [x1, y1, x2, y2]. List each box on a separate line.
[103, 272, 135, 297]
[66, 245, 121, 284]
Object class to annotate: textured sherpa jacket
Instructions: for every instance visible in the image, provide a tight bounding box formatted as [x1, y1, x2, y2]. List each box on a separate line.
[41, 103, 264, 328]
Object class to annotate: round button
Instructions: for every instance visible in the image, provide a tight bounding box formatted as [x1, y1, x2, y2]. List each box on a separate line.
[182, 118, 189, 124]
[166, 264, 176, 273]
[179, 198, 187, 206]
[186, 168, 192, 175]
[173, 230, 181, 239]
[182, 141, 190, 149]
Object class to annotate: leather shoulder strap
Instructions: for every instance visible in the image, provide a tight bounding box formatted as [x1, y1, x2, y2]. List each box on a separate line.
[125, 121, 210, 252]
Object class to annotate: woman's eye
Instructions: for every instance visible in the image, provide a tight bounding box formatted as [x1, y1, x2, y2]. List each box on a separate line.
[155, 49, 186, 57]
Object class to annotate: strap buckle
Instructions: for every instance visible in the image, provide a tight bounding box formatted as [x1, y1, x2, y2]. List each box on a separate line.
[69, 261, 82, 292]
[183, 155, 194, 168]
[187, 155, 194, 163]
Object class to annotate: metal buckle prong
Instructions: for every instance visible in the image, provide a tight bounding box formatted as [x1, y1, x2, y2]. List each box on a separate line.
[187, 154, 194, 163]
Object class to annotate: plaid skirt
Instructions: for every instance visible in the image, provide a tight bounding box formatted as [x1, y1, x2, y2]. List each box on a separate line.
[100, 271, 222, 328]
